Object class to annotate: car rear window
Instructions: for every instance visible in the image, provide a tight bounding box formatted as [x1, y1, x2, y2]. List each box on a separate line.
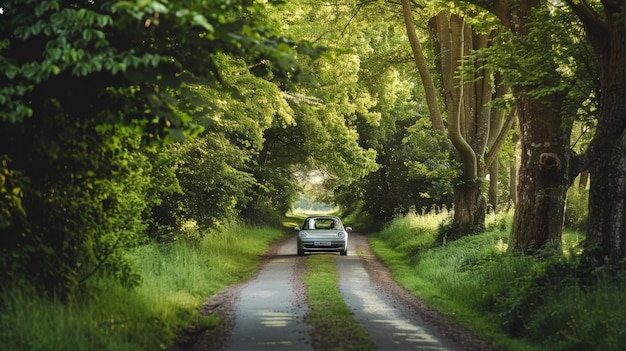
[304, 218, 338, 230]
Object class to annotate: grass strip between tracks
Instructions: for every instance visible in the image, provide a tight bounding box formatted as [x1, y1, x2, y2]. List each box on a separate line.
[303, 254, 375, 351]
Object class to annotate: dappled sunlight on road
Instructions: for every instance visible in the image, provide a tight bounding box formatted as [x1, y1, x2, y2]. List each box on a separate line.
[258, 310, 297, 328]
[337, 253, 463, 351]
[226, 237, 311, 351]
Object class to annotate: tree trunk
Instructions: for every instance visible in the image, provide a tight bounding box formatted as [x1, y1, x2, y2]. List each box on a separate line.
[585, 32, 626, 264]
[587, 127, 626, 264]
[452, 181, 486, 239]
[400, 0, 446, 139]
[402, 2, 512, 238]
[509, 95, 568, 252]
[471, 0, 572, 253]
[485, 83, 511, 213]
[567, 0, 626, 264]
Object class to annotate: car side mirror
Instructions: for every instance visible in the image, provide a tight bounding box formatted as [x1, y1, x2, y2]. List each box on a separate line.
[345, 227, 352, 232]
[293, 226, 300, 231]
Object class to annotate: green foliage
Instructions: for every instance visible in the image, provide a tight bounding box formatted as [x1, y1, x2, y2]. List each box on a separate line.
[525, 280, 626, 351]
[493, 253, 578, 337]
[0, 156, 27, 230]
[468, 3, 597, 119]
[564, 184, 589, 230]
[376, 210, 449, 258]
[0, 112, 152, 295]
[172, 133, 255, 231]
[276, 0, 457, 220]
[355, 114, 456, 221]
[487, 248, 626, 351]
[0, 0, 321, 298]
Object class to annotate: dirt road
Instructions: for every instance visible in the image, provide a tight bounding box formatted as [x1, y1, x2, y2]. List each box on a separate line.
[169, 233, 494, 351]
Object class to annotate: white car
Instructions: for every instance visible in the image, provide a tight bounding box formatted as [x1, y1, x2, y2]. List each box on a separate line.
[294, 216, 351, 256]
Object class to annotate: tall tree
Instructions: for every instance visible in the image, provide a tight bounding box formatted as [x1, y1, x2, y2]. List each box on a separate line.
[275, 0, 461, 219]
[0, 0, 311, 296]
[401, 1, 512, 237]
[466, 0, 592, 253]
[565, 0, 626, 264]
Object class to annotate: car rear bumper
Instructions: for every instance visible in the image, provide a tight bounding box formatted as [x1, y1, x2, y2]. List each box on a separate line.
[299, 240, 347, 252]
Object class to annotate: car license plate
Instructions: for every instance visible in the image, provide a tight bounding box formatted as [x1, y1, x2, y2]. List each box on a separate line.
[314, 241, 331, 247]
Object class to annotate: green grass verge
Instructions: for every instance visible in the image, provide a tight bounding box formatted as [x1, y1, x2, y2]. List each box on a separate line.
[369, 224, 534, 351]
[0, 223, 287, 351]
[303, 255, 375, 351]
[370, 210, 626, 351]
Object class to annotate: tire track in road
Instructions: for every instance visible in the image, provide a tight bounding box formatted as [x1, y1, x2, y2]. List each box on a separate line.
[337, 248, 463, 350]
[341, 232, 495, 351]
[224, 237, 312, 351]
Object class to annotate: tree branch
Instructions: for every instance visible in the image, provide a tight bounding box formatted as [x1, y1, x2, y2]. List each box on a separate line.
[401, 0, 447, 147]
[565, 0, 603, 27]
[483, 108, 517, 173]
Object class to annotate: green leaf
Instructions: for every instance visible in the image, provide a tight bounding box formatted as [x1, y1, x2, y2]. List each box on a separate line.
[168, 129, 186, 142]
[45, 47, 63, 61]
[5, 65, 20, 79]
[47, 63, 61, 75]
[193, 14, 215, 32]
[21, 62, 39, 79]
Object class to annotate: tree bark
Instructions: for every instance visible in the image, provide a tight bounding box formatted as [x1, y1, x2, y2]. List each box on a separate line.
[470, 0, 573, 253]
[401, 0, 446, 140]
[567, 0, 626, 264]
[485, 86, 513, 212]
[402, 1, 519, 237]
[432, 13, 501, 236]
[510, 134, 520, 206]
[509, 94, 568, 252]
[510, 159, 518, 206]
[402, 1, 513, 237]
[451, 182, 487, 239]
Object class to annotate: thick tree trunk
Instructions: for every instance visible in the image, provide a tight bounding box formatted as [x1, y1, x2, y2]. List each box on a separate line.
[587, 128, 626, 264]
[509, 96, 568, 252]
[469, 0, 573, 253]
[452, 181, 486, 239]
[403, 2, 511, 238]
[585, 45, 626, 263]
[432, 13, 492, 237]
[567, 0, 626, 264]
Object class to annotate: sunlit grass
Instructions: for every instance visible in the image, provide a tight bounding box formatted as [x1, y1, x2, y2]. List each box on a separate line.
[0, 223, 286, 351]
[370, 209, 626, 351]
[369, 210, 538, 350]
[284, 211, 308, 229]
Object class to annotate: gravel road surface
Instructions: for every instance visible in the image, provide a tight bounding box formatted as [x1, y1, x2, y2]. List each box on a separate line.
[168, 232, 495, 351]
